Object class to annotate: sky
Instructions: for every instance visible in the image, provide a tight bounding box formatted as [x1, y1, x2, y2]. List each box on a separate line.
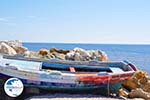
[0, 0, 150, 44]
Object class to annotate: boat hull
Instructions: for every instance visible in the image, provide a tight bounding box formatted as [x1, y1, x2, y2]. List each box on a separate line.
[0, 72, 122, 96]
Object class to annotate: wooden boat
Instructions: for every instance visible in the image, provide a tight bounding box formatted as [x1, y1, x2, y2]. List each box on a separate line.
[0, 55, 137, 95]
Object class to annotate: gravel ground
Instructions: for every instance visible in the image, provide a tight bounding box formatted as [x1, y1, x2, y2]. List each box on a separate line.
[26, 94, 123, 100]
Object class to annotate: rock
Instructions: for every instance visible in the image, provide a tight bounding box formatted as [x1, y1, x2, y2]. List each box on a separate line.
[48, 53, 55, 58]
[39, 49, 48, 56]
[88, 50, 96, 59]
[132, 98, 145, 100]
[24, 51, 39, 58]
[94, 50, 102, 57]
[65, 51, 75, 60]
[129, 88, 150, 100]
[0, 40, 28, 55]
[118, 88, 129, 98]
[50, 48, 70, 54]
[50, 48, 57, 52]
[52, 52, 66, 60]
[142, 80, 150, 92]
[73, 48, 94, 61]
[31, 51, 40, 58]
[123, 79, 139, 90]
[101, 52, 108, 61]
[0, 42, 17, 55]
[13, 46, 28, 54]
[121, 70, 150, 99]
[0, 40, 22, 47]
[7, 40, 22, 47]
[24, 51, 30, 57]
[66, 50, 82, 61]
[74, 48, 91, 58]
[74, 52, 82, 61]
[123, 70, 147, 90]
[65, 48, 108, 61]
[134, 71, 147, 83]
[88, 50, 108, 61]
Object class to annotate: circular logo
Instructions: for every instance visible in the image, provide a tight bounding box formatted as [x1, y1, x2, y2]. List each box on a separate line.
[4, 78, 24, 97]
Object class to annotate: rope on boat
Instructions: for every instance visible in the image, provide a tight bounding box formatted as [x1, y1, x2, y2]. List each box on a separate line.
[107, 76, 111, 96]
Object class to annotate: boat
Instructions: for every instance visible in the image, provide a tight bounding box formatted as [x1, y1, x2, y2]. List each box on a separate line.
[0, 55, 137, 95]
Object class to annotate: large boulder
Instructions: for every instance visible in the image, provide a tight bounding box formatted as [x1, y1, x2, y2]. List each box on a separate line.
[13, 46, 28, 54]
[66, 48, 90, 61]
[87, 50, 108, 61]
[65, 51, 75, 60]
[129, 88, 150, 100]
[0, 40, 22, 48]
[0, 42, 17, 55]
[24, 51, 39, 58]
[101, 52, 108, 61]
[74, 52, 82, 61]
[50, 48, 70, 54]
[118, 88, 129, 98]
[6, 40, 22, 47]
[66, 48, 108, 61]
[123, 70, 147, 90]
[52, 52, 66, 60]
[38, 49, 49, 56]
[24, 51, 31, 57]
[74, 48, 91, 58]
[120, 70, 150, 99]
[142, 80, 150, 92]
[0, 40, 27, 55]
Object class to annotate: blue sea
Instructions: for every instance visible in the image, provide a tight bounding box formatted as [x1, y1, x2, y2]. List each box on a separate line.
[23, 43, 150, 74]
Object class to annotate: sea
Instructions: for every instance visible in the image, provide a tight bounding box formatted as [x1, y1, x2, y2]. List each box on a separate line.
[23, 43, 150, 74]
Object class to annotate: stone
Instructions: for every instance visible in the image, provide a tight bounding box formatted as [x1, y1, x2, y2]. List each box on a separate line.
[66, 49, 87, 61]
[142, 80, 150, 92]
[132, 98, 145, 100]
[24, 51, 39, 58]
[0, 40, 22, 48]
[65, 51, 75, 60]
[94, 50, 102, 57]
[74, 52, 82, 61]
[118, 88, 129, 98]
[74, 48, 91, 58]
[123, 70, 147, 90]
[50, 48, 57, 52]
[48, 53, 55, 58]
[39, 49, 48, 56]
[87, 50, 96, 59]
[101, 52, 108, 61]
[0, 40, 28, 55]
[50, 48, 70, 54]
[73, 48, 92, 61]
[52, 52, 66, 60]
[65, 48, 108, 61]
[24, 51, 30, 57]
[0, 42, 17, 55]
[13, 46, 28, 54]
[129, 88, 150, 100]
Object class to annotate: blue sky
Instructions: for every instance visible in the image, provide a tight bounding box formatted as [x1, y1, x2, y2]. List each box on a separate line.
[0, 0, 150, 44]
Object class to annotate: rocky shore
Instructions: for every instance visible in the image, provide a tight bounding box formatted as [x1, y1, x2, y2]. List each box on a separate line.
[0, 40, 108, 61]
[0, 40, 150, 100]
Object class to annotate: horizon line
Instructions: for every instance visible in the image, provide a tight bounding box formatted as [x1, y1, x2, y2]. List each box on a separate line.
[23, 41, 150, 45]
